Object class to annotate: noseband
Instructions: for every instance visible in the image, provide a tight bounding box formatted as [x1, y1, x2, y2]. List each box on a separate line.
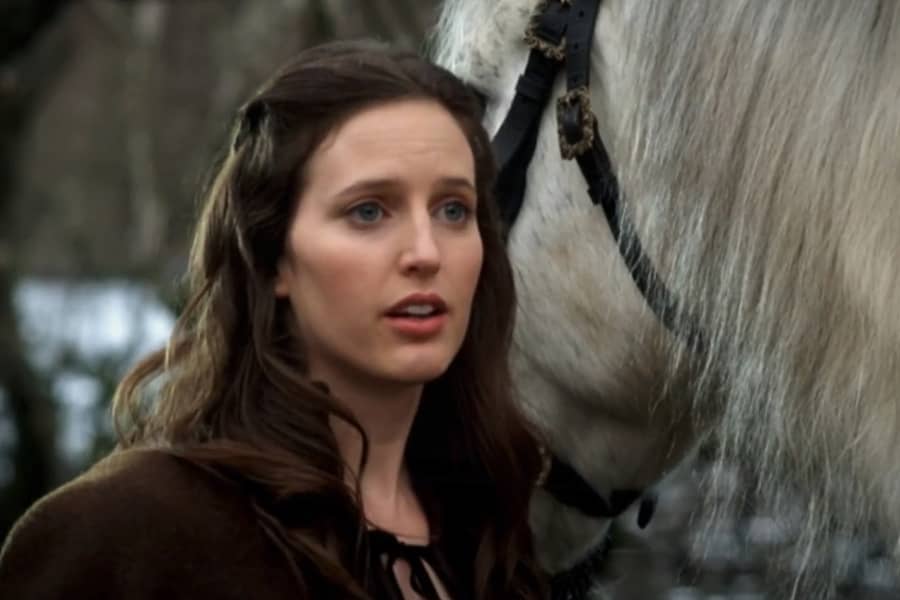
[483, 1, 705, 593]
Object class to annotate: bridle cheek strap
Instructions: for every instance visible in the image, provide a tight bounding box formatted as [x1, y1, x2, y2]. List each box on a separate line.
[491, 0, 683, 530]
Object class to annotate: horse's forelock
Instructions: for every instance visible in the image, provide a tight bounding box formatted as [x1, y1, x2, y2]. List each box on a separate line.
[433, 0, 517, 74]
[432, 0, 538, 131]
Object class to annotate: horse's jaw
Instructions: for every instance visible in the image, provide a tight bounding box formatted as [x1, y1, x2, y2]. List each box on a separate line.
[513, 333, 698, 573]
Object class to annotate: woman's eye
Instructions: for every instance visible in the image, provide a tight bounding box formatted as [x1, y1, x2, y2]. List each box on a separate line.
[437, 201, 471, 224]
[348, 201, 384, 224]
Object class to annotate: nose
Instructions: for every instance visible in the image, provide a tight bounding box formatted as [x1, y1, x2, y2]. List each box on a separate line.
[399, 211, 441, 276]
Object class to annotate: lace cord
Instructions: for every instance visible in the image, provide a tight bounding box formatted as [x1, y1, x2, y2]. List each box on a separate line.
[366, 529, 444, 600]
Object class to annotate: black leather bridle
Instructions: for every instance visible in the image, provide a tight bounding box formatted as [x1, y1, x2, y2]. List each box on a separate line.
[484, 1, 704, 596]
[493, 0, 700, 343]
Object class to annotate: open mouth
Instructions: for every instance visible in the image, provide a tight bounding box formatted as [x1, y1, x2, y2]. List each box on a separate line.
[386, 304, 448, 319]
[385, 299, 449, 337]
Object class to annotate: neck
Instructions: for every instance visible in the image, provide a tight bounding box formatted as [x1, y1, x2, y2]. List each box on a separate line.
[322, 371, 425, 533]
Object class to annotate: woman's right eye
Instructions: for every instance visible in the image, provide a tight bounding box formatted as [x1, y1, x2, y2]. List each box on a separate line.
[347, 201, 385, 224]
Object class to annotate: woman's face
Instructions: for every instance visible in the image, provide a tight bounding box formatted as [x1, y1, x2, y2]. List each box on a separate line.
[275, 99, 483, 392]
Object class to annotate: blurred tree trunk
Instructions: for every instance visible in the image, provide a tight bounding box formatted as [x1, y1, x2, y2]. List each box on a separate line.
[0, 0, 70, 540]
[0, 280, 56, 540]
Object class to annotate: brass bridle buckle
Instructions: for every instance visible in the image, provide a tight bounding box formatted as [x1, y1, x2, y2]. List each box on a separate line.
[523, 0, 569, 61]
[556, 86, 596, 159]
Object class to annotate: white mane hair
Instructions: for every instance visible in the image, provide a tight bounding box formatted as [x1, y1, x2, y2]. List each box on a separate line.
[433, 0, 900, 596]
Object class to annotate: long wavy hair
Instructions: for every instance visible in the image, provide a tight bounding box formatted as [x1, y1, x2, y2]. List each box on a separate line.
[113, 40, 546, 599]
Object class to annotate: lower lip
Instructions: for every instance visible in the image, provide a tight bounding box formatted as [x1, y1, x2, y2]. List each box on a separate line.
[385, 313, 448, 337]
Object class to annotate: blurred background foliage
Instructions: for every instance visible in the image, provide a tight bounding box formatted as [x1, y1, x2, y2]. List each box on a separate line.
[0, 0, 440, 542]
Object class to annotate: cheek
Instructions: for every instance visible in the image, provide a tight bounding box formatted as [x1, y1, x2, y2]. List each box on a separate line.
[301, 256, 369, 308]
[454, 242, 485, 346]
[464, 237, 485, 293]
[292, 246, 381, 333]
[449, 236, 485, 317]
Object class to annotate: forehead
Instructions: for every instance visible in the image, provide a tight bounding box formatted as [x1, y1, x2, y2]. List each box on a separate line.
[306, 99, 475, 184]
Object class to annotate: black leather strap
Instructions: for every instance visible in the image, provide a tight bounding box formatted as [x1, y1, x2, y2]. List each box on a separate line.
[488, 0, 689, 540]
[565, 0, 603, 91]
[562, 0, 708, 354]
[573, 128, 706, 354]
[492, 2, 568, 228]
[544, 453, 641, 519]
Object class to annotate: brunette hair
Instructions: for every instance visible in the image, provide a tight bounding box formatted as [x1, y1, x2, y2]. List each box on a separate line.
[113, 40, 545, 598]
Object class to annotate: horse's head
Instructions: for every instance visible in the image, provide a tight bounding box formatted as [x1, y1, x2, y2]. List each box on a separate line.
[435, 0, 900, 594]
[434, 0, 697, 574]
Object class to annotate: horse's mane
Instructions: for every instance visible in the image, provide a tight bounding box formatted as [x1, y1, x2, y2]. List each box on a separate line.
[622, 1, 900, 592]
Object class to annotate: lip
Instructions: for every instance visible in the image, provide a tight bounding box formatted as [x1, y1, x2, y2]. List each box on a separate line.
[384, 292, 449, 338]
[385, 313, 448, 337]
[385, 292, 448, 316]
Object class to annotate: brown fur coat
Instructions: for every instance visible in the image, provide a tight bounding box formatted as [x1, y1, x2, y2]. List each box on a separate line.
[0, 449, 302, 599]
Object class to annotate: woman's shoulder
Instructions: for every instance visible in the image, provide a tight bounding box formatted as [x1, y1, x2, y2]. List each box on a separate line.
[10, 447, 245, 535]
[0, 447, 293, 599]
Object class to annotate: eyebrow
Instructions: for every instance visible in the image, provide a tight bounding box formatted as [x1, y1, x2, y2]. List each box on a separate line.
[334, 177, 476, 198]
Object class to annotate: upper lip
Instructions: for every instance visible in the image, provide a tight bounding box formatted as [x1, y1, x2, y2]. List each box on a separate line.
[386, 292, 448, 316]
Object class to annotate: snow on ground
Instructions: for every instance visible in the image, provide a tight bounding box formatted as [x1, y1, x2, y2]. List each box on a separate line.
[9, 278, 175, 467]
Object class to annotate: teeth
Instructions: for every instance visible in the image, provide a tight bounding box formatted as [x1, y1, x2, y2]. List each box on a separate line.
[400, 304, 435, 316]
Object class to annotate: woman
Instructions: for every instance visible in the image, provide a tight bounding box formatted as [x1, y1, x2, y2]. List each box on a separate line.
[0, 41, 547, 599]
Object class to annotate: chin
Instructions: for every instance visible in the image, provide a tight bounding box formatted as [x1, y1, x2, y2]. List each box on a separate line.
[377, 339, 463, 384]
[393, 362, 451, 385]
[385, 353, 455, 384]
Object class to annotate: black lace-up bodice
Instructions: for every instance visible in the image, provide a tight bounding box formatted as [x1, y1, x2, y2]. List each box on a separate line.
[362, 528, 460, 600]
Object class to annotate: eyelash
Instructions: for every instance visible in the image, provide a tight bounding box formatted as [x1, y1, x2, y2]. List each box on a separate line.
[347, 201, 384, 224]
[345, 199, 474, 226]
[437, 200, 473, 224]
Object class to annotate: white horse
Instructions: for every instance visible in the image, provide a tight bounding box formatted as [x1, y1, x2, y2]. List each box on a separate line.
[433, 1, 900, 596]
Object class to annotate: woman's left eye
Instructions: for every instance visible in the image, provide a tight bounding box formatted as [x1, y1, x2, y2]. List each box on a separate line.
[436, 201, 471, 223]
